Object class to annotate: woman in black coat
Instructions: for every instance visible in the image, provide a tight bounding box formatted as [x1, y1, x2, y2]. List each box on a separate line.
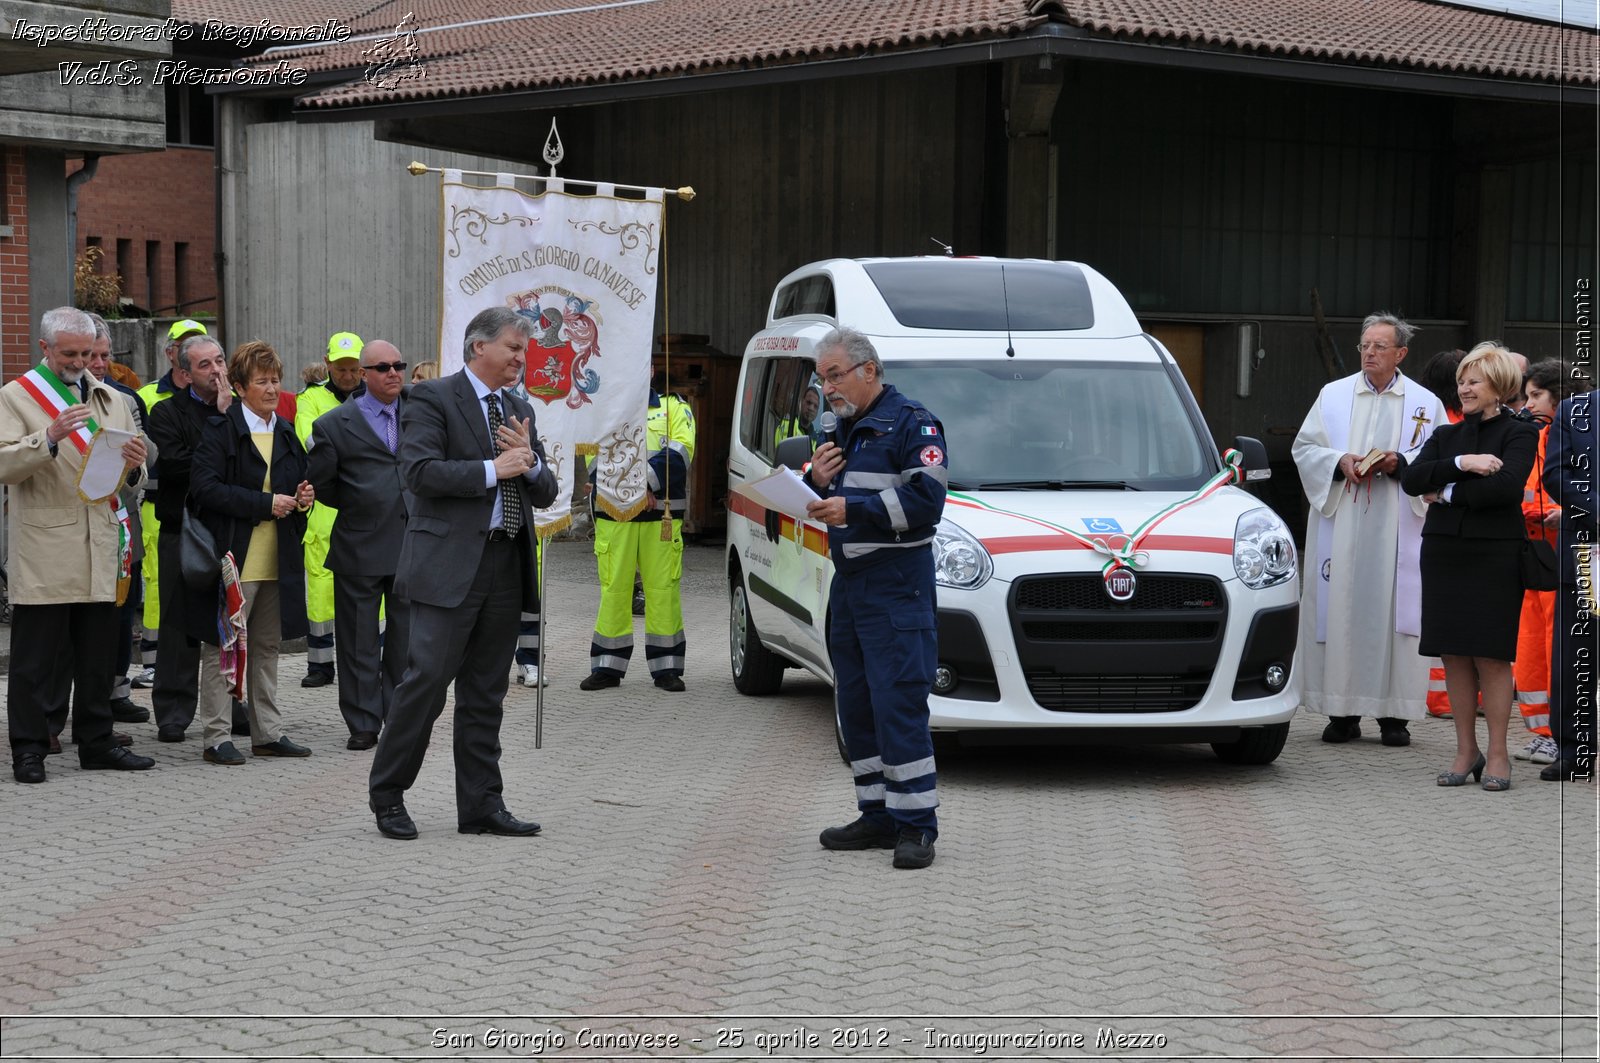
[183, 341, 316, 765]
[1401, 343, 1539, 792]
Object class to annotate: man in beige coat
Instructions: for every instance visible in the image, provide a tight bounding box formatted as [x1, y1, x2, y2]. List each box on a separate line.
[0, 307, 154, 783]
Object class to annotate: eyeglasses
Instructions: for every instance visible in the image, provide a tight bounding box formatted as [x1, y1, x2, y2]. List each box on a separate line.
[1356, 343, 1396, 355]
[819, 362, 864, 386]
[364, 361, 407, 374]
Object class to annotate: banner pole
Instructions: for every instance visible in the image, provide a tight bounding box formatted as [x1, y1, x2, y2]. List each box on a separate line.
[406, 160, 696, 202]
[535, 537, 545, 750]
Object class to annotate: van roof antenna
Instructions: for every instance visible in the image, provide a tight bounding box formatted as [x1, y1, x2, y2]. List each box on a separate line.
[929, 236, 954, 257]
[1000, 263, 1016, 358]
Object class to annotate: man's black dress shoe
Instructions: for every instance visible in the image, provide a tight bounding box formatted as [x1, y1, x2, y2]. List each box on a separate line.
[347, 731, 378, 751]
[157, 726, 186, 743]
[110, 697, 149, 723]
[579, 672, 620, 691]
[300, 671, 333, 688]
[14, 753, 46, 784]
[654, 676, 686, 692]
[371, 801, 417, 839]
[1377, 719, 1411, 747]
[1321, 716, 1361, 743]
[80, 747, 155, 771]
[1541, 760, 1586, 782]
[458, 809, 541, 836]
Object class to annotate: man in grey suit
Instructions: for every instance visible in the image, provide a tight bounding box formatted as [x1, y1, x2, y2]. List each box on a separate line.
[368, 308, 559, 839]
[307, 340, 411, 752]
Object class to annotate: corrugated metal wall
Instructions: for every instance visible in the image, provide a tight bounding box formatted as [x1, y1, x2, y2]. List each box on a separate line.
[226, 120, 526, 380]
[1508, 152, 1599, 322]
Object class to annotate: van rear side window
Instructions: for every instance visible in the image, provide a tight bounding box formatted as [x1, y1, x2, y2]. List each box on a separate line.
[863, 261, 1095, 331]
[773, 276, 836, 319]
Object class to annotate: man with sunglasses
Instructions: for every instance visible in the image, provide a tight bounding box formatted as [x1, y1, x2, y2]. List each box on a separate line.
[306, 340, 411, 750]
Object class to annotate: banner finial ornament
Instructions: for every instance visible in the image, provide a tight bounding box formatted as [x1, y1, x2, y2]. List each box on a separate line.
[543, 120, 565, 177]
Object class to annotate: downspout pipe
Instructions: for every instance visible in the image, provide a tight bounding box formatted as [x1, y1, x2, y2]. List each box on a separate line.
[65, 154, 100, 299]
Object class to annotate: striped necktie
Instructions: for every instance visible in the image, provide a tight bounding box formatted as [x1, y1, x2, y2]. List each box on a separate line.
[485, 393, 522, 536]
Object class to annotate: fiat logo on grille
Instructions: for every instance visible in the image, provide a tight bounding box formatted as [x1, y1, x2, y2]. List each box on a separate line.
[1103, 565, 1137, 602]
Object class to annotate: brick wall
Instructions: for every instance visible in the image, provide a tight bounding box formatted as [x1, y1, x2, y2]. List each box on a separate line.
[2, 147, 31, 381]
[70, 147, 216, 319]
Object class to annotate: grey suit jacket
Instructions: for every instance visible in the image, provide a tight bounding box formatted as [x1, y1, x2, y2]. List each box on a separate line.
[306, 397, 410, 577]
[394, 370, 558, 609]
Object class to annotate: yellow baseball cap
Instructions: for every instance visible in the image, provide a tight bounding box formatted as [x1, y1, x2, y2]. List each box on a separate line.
[327, 331, 363, 360]
[167, 318, 208, 342]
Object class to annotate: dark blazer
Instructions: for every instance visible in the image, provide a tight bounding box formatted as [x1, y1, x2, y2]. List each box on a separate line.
[1402, 407, 1539, 539]
[394, 370, 558, 610]
[181, 404, 311, 645]
[1544, 390, 1597, 584]
[147, 388, 220, 527]
[306, 395, 410, 576]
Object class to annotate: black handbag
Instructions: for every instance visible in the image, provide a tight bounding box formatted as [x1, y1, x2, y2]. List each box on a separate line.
[1521, 536, 1558, 591]
[178, 509, 221, 592]
[1521, 468, 1559, 592]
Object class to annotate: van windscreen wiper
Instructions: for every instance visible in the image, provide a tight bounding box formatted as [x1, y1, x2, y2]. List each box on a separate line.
[976, 479, 1139, 491]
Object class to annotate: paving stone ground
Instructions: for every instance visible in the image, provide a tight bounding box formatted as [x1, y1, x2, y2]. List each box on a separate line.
[1, 541, 1596, 1060]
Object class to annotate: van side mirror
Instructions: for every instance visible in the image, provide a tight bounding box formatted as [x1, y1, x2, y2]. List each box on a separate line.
[774, 434, 814, 472]
[1232, 436, 1271, 482]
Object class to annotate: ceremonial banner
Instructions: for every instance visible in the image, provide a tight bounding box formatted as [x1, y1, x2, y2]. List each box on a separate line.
[438, 171, 664, 534]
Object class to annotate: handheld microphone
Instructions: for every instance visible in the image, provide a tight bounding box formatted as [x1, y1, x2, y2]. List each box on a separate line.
[819, 411, 837, 439]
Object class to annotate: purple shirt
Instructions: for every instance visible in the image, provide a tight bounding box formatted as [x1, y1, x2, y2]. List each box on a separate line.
[354, 390, 398, 451]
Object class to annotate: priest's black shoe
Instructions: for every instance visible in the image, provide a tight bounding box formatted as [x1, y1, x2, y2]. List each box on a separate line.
[458, 809, 541, 836]
[347, 731, 378, 751]
[1377, 719, 1410, 747]
[80, 746, 155, 771]
[371, 801, 417, 840]
[14, 753, 45, 784]
[579, 672, 620, 691]
[110, 697, 149, 723]
[1321, 716, 1361, 743]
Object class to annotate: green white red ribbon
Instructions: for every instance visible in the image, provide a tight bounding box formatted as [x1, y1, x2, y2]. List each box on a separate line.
[948, 448, 1245, 575]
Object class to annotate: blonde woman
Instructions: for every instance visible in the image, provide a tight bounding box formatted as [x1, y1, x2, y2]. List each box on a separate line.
[410, 360, 439, 384]
[1402, 343, 1540, 791]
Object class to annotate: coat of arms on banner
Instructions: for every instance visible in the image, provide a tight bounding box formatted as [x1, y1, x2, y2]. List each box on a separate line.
[511, 286, 602, 408]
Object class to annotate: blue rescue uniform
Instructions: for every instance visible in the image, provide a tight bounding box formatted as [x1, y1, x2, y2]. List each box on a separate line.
[819, 383, 949, 836]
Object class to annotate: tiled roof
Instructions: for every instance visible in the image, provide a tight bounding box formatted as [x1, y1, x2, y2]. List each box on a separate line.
[1063, 0, 1592, 84]
[200, 0, 1593, 110]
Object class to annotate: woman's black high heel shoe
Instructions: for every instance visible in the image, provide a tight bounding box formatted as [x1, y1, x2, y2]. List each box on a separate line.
[1437, 753, 1486, 787]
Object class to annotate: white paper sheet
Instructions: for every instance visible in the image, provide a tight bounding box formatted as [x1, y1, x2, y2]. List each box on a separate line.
[739, 466, 821, 521]
[77, 428, 135, 503]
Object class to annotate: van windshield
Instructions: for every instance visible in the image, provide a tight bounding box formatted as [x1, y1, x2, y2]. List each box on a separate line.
[887, 360, 1216, 491]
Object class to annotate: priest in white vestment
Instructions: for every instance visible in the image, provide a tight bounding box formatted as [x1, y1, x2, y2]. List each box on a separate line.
[1293, 313, 1449, 745]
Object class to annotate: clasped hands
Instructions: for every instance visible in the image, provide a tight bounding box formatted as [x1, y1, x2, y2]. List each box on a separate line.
[493, 414, 537, 478]
[271, 481, 315, 519]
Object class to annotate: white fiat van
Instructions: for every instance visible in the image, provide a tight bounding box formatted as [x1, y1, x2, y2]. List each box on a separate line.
[726, 257, 1300, 764]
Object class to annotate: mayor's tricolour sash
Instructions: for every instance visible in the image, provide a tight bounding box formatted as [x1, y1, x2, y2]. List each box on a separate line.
[17, 364, 134, 604]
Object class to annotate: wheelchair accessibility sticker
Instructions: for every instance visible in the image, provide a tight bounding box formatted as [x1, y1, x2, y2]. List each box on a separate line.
[1082, 517, 1124, 534]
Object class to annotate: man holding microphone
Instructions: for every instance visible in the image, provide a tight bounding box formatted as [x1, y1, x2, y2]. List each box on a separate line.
[805, 326, 950, 870]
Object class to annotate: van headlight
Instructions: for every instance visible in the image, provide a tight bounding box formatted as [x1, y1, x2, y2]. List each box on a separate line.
[1233, 507, 1296, 589]
[934, 520, 992, 590]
